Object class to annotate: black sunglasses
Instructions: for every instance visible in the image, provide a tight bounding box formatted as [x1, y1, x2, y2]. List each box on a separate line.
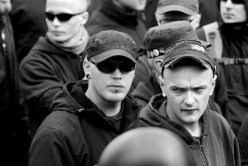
[45, 11, 84, 22]
[91, 59, 136, 74]
[221, 0, 244, 4]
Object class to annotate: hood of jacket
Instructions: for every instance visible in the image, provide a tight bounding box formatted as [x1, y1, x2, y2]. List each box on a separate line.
[31, 36, 79, 58]
[100, 0, 141, 27]
[52, 80, 140, 127]
[138, 94, 210, 145]
[132, 74, 161, 104]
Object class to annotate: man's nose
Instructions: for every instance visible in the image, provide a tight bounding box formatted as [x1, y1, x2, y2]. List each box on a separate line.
[184, 91, 194, 106]
[112, 68, 122, 79]
[52, 17, 61, 26]
[226, 0, 233, 9]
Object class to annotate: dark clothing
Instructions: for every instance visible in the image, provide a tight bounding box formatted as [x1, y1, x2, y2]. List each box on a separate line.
[141, 0, 158, 29]
[86, 0, 147, 49]
[134, 94, 241, 166]
[132, 74, 161, 108]
[238, 113, 248, 166]
[10, 0, 47, 63]
[131, 54, 152, 91]
[198, 0, 219, 27]
[219, 23, 248, 136]
[28, 80, 140, 166]
[0, 15, 30, 166]
[197, 0, 248, 136]
[19, 36, 84, 137]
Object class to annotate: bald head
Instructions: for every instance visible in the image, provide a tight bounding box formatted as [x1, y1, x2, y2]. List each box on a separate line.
[98, 127, 196, 166]
[46, 0, 87, 13]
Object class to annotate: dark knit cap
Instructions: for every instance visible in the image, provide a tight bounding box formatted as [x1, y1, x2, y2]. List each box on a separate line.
[86, 30, 137, 63]
[144, 21, 198, 58]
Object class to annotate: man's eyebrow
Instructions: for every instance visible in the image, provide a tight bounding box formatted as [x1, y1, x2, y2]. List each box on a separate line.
[169, 85, 208, 90]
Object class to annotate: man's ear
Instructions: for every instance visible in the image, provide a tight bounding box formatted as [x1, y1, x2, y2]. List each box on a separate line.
[154, 58, 163, 73]
[158, 76, 166, 97]
[81, 11, 89, 25]
[210, 74, 217, 96]
[83, 57, 90, 74]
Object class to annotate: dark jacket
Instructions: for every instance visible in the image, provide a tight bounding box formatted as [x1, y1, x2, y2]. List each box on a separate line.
[238, 113, 248, 166]
[85, 0, 147, 49]
[28, 80, 140, 166]
[19, 36, 84, 136]
[0, 15, 30, 166]
[134, 94, 241, 166]
[10, 0, 47, 62]
[198, 0, 248, 136]
[132, 74, 161, 108]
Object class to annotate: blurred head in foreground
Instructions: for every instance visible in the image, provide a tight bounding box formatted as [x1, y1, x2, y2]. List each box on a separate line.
[98, 127, 197, 166]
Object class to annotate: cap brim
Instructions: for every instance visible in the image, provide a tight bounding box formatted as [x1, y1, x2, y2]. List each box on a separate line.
[92, 49, 136, 63]
[156, 5, 195, 16]
[163, 53, 211, 69]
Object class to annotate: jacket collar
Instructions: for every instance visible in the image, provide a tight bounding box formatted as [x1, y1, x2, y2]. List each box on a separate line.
[139, 94, 210, 144]
[100, 0, 139, 27]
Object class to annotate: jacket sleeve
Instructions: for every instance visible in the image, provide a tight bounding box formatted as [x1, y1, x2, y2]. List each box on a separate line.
[19, 57, 64, 118]
[28, 128, 77, 166]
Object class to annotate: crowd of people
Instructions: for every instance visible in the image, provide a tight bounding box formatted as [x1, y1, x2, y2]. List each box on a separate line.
[1, 0, 248, 165]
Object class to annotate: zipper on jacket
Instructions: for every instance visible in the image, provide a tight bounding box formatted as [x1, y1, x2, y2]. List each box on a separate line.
[197, 141, 209, 166]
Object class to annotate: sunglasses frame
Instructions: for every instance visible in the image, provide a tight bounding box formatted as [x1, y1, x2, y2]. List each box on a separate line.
[90, 60, 136, 74]
[45, 11, 85, 22]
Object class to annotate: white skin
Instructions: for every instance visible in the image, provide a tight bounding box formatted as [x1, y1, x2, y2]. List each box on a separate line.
[113, 0, 147, 11]
[84, 58, 135, 117]
[160, 65, 216, 137]
[0, 0, 11, 14]
[45, 0, 89, 47]
[220, 0, 247, 23]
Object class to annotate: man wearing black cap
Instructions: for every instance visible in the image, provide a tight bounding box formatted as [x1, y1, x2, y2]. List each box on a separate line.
[132, 21, 222, 115]
[27, 30, 140, 166]
[135, 40, 240, 166]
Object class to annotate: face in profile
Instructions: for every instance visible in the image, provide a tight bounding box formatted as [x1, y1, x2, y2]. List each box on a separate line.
[0, 0, 11, 14]
[85, 56, 135, 103]
[116, 0, 147, 11]
[45, 0, 88, 44]
[161, 64, 216, 127]
[220, 0, 247, 23]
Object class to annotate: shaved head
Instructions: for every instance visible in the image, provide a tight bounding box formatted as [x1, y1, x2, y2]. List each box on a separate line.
[46, 0, 88, 13]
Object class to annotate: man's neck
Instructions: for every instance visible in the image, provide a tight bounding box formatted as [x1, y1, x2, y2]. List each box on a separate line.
[47, 27, 88, 55]
[165, 106, 203, 137]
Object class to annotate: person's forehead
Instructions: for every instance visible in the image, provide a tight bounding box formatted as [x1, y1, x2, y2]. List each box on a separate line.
[46, 0, 87, 13]
[163, 66, 213, 86]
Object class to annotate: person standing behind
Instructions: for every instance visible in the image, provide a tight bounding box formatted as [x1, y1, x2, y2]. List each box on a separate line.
[86, 0, 147, 50]
[132, 0, 201, 92]
[28, 30, 140, 166]
[134, 40, 240, 166]
[19, 0, 89, 137]
[0, 0, 30, 165]
[10, 0, 47, 63]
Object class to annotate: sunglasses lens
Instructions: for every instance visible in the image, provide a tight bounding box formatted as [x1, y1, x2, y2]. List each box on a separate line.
[57, 13, 73, 22]
[96, 61, 116, 74]
[119, 61, 135, 73]
[45, 12, 73, 22]
[95, 60, 135, 74]
[45, 12, 55, 21]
